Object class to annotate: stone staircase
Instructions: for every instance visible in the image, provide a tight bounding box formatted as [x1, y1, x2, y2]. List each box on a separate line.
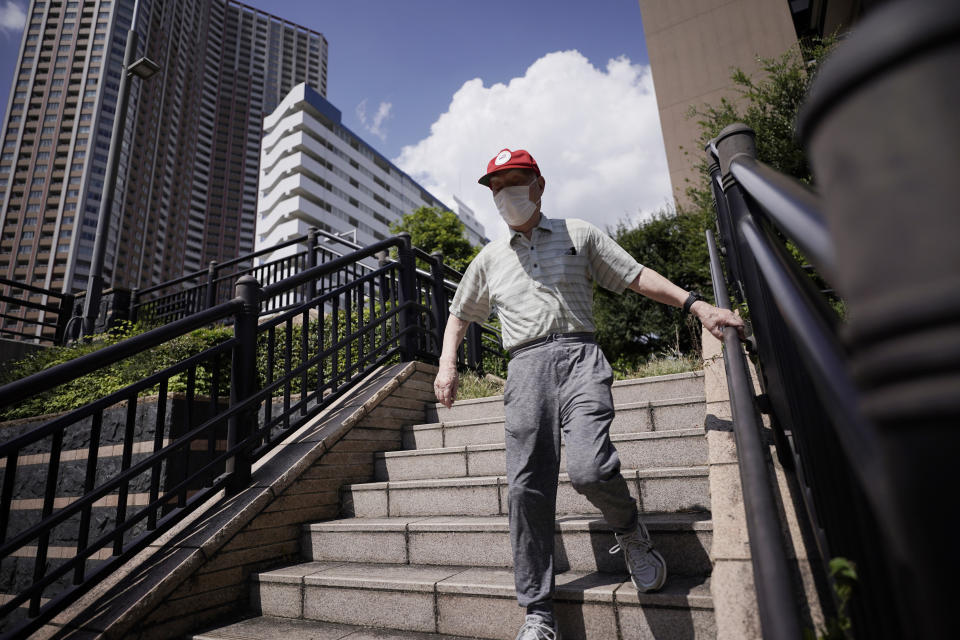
[194, 371, 716, 640]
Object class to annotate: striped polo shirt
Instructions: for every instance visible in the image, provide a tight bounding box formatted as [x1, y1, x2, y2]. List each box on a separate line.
[449, 214, 644, 350]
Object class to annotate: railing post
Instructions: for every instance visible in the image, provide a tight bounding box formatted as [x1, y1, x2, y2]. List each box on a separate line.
[205, 261, 218, 310]
[705, 146, 745, 303]
[227, 275, 260, 493]
[713, 122, 902, 639]
[466, 324, 482, 374]
[127, 288, 138, 324]
[429, 252, 448, 362]
[307, 227, 319, 298]
[54, 293, 75, 345]
[395, 233, 418, 362]
[705, 229, 803, 640]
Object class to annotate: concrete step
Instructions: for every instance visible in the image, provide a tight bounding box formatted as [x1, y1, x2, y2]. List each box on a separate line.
[426, 371, 705, 424]
[193, 615, 481, 639]
[404, 397, 706, 450]
[252, 561, 715, 640]
[342, 466, 710, 518]
[379, 428, 708, 482]
[303, 513, 712, 577]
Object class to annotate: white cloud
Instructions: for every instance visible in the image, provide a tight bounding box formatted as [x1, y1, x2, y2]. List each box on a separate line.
[0, 1, 27, 35]
[355, 98, 393, 141]
[394, 50, 673, 242]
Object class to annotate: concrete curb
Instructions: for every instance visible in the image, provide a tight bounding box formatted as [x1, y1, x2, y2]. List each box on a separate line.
[42, 360, 438, 640]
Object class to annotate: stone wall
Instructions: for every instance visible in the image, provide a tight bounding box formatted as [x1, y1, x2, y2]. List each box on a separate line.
[0, 394, 232, 622]
[0, 337, 46, 365]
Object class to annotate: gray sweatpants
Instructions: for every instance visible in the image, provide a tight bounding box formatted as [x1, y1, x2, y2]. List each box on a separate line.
[504, 335, 639, 609]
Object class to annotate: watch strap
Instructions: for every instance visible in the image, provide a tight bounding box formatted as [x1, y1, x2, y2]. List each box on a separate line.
[682, 291, 703, 315]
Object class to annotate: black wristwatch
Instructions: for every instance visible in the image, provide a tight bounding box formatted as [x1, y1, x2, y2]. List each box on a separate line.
[682, 291, 703, 315]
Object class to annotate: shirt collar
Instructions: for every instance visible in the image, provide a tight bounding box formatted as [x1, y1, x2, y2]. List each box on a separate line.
[510, 213, 553, 244]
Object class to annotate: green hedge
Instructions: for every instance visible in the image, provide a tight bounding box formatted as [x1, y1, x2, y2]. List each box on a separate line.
[1, 302, 408, 421]
[257, 304, 400, 397]
[0, 322, 233, 421]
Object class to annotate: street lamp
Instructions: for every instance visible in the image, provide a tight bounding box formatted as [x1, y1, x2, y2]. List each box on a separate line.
[128, 56, 161, 80]
[81, 5, 160, 338]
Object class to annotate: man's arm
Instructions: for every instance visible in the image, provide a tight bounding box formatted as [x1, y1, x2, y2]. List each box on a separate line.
[628, 267, 744, 340]
[433, 314, 471, 409]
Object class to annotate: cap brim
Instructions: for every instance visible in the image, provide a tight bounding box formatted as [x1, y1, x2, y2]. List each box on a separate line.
[477, 166, 538, 187]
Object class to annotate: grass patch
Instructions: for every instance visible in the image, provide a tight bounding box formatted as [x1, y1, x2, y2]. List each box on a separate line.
[453, 354, 702, 402]
[614, 354, 702, 381]
[457, 371, 505, 400]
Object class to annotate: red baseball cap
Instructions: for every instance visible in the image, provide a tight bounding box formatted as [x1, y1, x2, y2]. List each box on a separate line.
[477, 148, 540, 186]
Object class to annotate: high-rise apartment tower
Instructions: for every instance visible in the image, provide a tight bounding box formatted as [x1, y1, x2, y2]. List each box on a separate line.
[0, 0, 327, 314]
[256, 84, 485, 266]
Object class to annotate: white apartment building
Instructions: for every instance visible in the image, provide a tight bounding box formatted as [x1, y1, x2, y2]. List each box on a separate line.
[452, 195, 486, 246]
[256, 83, 484, 264]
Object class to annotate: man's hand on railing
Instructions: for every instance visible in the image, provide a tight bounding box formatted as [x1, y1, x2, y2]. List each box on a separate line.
[691, 301, 746, 341]
[434, 361, 459, 409]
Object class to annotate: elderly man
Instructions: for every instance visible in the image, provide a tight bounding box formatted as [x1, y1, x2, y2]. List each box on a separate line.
[433, 148, 743, 640]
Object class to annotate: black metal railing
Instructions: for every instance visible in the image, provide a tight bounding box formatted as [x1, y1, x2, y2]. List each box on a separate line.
[0, 277, 76, 346]
[130, 227, 366, 326]
[705, 123, 903, 639]
[0, 234, 504, 639]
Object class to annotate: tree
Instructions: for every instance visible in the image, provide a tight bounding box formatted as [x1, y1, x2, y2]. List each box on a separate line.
[686, 37, 836, 192]
[594, 38, 836, 369]
[593, 206, 714, 370]
[390, 206, 479, 273]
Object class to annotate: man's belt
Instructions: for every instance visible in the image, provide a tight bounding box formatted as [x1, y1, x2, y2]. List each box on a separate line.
[507, 332, 595, 357]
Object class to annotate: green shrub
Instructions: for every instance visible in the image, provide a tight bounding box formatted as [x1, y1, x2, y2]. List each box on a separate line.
[257, 303, 402, 398]
[0, 322, 232, 421]
[1, 300, 506, 421]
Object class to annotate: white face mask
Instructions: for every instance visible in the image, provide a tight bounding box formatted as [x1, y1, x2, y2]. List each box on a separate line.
[493, 179, 539, 226]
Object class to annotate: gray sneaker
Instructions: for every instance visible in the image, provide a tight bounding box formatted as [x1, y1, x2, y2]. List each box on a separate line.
[610, 519, 667, 592]
[515, 614, 561, 640]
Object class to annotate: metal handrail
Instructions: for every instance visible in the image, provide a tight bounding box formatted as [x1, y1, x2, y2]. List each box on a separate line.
[708, 122, 905, 638]
[0, 233, 506, 638]
[706, 229, 803, 640]
[736, 215, 883, 483]
[128, 229, 370, 327]
[0, 302, 237, 409]
[0, 277, 76, 345]
[135, 227, 362, 298]
[728, 157, 837, 283]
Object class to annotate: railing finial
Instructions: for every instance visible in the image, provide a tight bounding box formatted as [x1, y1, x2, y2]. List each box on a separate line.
[714, 123, 756, 190]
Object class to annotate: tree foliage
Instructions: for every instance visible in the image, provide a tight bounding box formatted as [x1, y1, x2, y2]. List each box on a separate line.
[0, 322, 232, 420]
[686, 37, 836, 192]
[389, 206, 479, 273]
[594, 38, 836, 369]
[0, 304, 402, 420]
[594, 207, 714, 371]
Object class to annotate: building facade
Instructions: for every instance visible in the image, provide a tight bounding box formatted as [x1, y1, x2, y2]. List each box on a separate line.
[637, 0, 872, 206]
[256, 83, 484, 265]
[452, 195, 486, 247]
[0, 0, 327, 319]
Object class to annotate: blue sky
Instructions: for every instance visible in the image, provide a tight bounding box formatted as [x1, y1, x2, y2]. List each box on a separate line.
[0, 0, 674, 240]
